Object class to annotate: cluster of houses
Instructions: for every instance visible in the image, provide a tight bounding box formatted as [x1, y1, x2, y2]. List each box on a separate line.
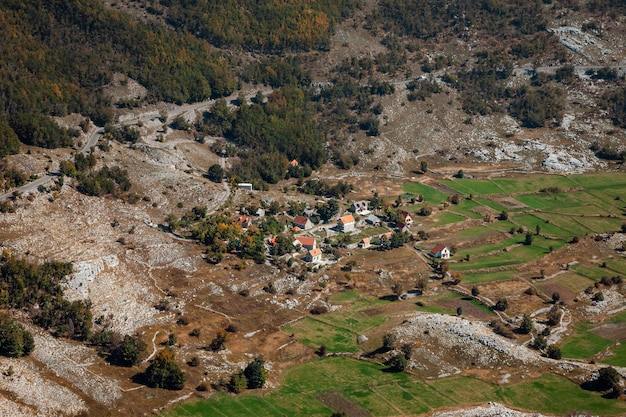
[237, 198, 450, 265]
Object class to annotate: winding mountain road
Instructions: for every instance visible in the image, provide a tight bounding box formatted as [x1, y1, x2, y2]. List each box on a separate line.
[0, 127, 105, 202]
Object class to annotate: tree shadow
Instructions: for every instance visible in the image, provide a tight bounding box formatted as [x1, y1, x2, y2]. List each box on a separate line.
[131, 372, 148, 386]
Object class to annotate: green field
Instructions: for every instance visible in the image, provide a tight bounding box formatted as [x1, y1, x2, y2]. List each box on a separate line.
[402, 182, 450, 204]
[440, 178, 505, 195]
[434, 211, 467, 226]
[570, 263, 608, 282]
[447, 198, 485, 219]
[452, 237, 564, 272]
[462, 270, 517, 284]
[283, 295, 389, 352]
[548, 272, 595, 293]
[510, 214, 575, 238]
[602, 343, 626, 366]
[560, 322, 614, 359]
[491, 176, 576, 193]
[164, 358, 626, 417]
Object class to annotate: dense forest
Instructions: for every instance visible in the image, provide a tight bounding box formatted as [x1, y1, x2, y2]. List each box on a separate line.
[0, 253, 92, 340]
[0, 0, 236, 149]
[162, 0, 360, 52]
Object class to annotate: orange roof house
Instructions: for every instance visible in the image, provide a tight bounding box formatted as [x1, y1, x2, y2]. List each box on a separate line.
[306, 248, 322, 262]
[337, 214, 356, 232]
[238, 215, 251, 228]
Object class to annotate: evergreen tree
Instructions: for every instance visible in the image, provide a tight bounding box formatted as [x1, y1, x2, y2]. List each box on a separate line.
[244, 357, 267, 389]
[144, 348, 186, 390]
[0, 315, 34, 358]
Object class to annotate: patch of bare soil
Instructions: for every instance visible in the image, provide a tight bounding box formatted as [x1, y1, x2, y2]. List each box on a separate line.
[316, 391, 372, 417]
[435, 298, 493, 320]
[361, 300, 420, 317]
[590, 323, 626, 342]
[537, 282, 577, 302]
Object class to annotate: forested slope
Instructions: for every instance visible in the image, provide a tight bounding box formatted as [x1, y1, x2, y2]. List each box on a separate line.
[0, 0, 237, 150]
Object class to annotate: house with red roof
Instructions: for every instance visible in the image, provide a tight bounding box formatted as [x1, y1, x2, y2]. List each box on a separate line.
[295, 236, 316, 250]
[292, 215, 313, 230]
[430, 244, 450, 259]
[237, 215, 252, 228]
[397, 210, 413, 225]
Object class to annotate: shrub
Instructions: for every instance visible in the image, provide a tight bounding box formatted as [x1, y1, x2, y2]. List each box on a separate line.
[519, 316, 533, 334]
[387, 353, 407, 372]
[310, 305, 328, 315]
[493, 299, 508, 311]
[546, 305, 562, 326]
[209, 330, 228, 351]
[229, 372, 248, 394]
[546, 345, 562, 359]
[490, 320, 514, 339]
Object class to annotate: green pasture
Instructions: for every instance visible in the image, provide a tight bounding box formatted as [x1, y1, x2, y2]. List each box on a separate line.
[165, 358, 626, 417]
[283, 295, 388, 352]
[570, 263, 608, 281]
[503, 373, 626, 415]
[569, 173, 626, 190]
[440, 178, 505, 195]
[434, 211, 467, 226]
[330, 290, 360, 302]
[609, 310, 626, 324]
[605, 257, 626, 275]
[533, 213, 592, 236]
[284, 318, 358, 352]
[510, 214, 573, 238]
[447, 198, 485, 219]
[560, 322, 614, 359]
[548, 272, 595, 293]
[474, 197, 506, 212]
[462, 270, 517, 284]
[402, 182, 449, 205]
[575, 216, 624, 234]
[490, 175, 575, 193]
[452, 237, 564, 272]
[602, 343, 626, 366]
[452, 235, 521, 259]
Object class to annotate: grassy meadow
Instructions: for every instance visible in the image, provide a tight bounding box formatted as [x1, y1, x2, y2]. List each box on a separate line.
[164, 358, 626, 417]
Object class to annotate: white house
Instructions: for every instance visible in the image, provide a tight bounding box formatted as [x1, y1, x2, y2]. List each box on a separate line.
[398, 210, 413, 225]
[430, 243, 451, 259]
[359, 237, 371, 249]
[306, 248, 322, 262]
[337, 214, 356, 232]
